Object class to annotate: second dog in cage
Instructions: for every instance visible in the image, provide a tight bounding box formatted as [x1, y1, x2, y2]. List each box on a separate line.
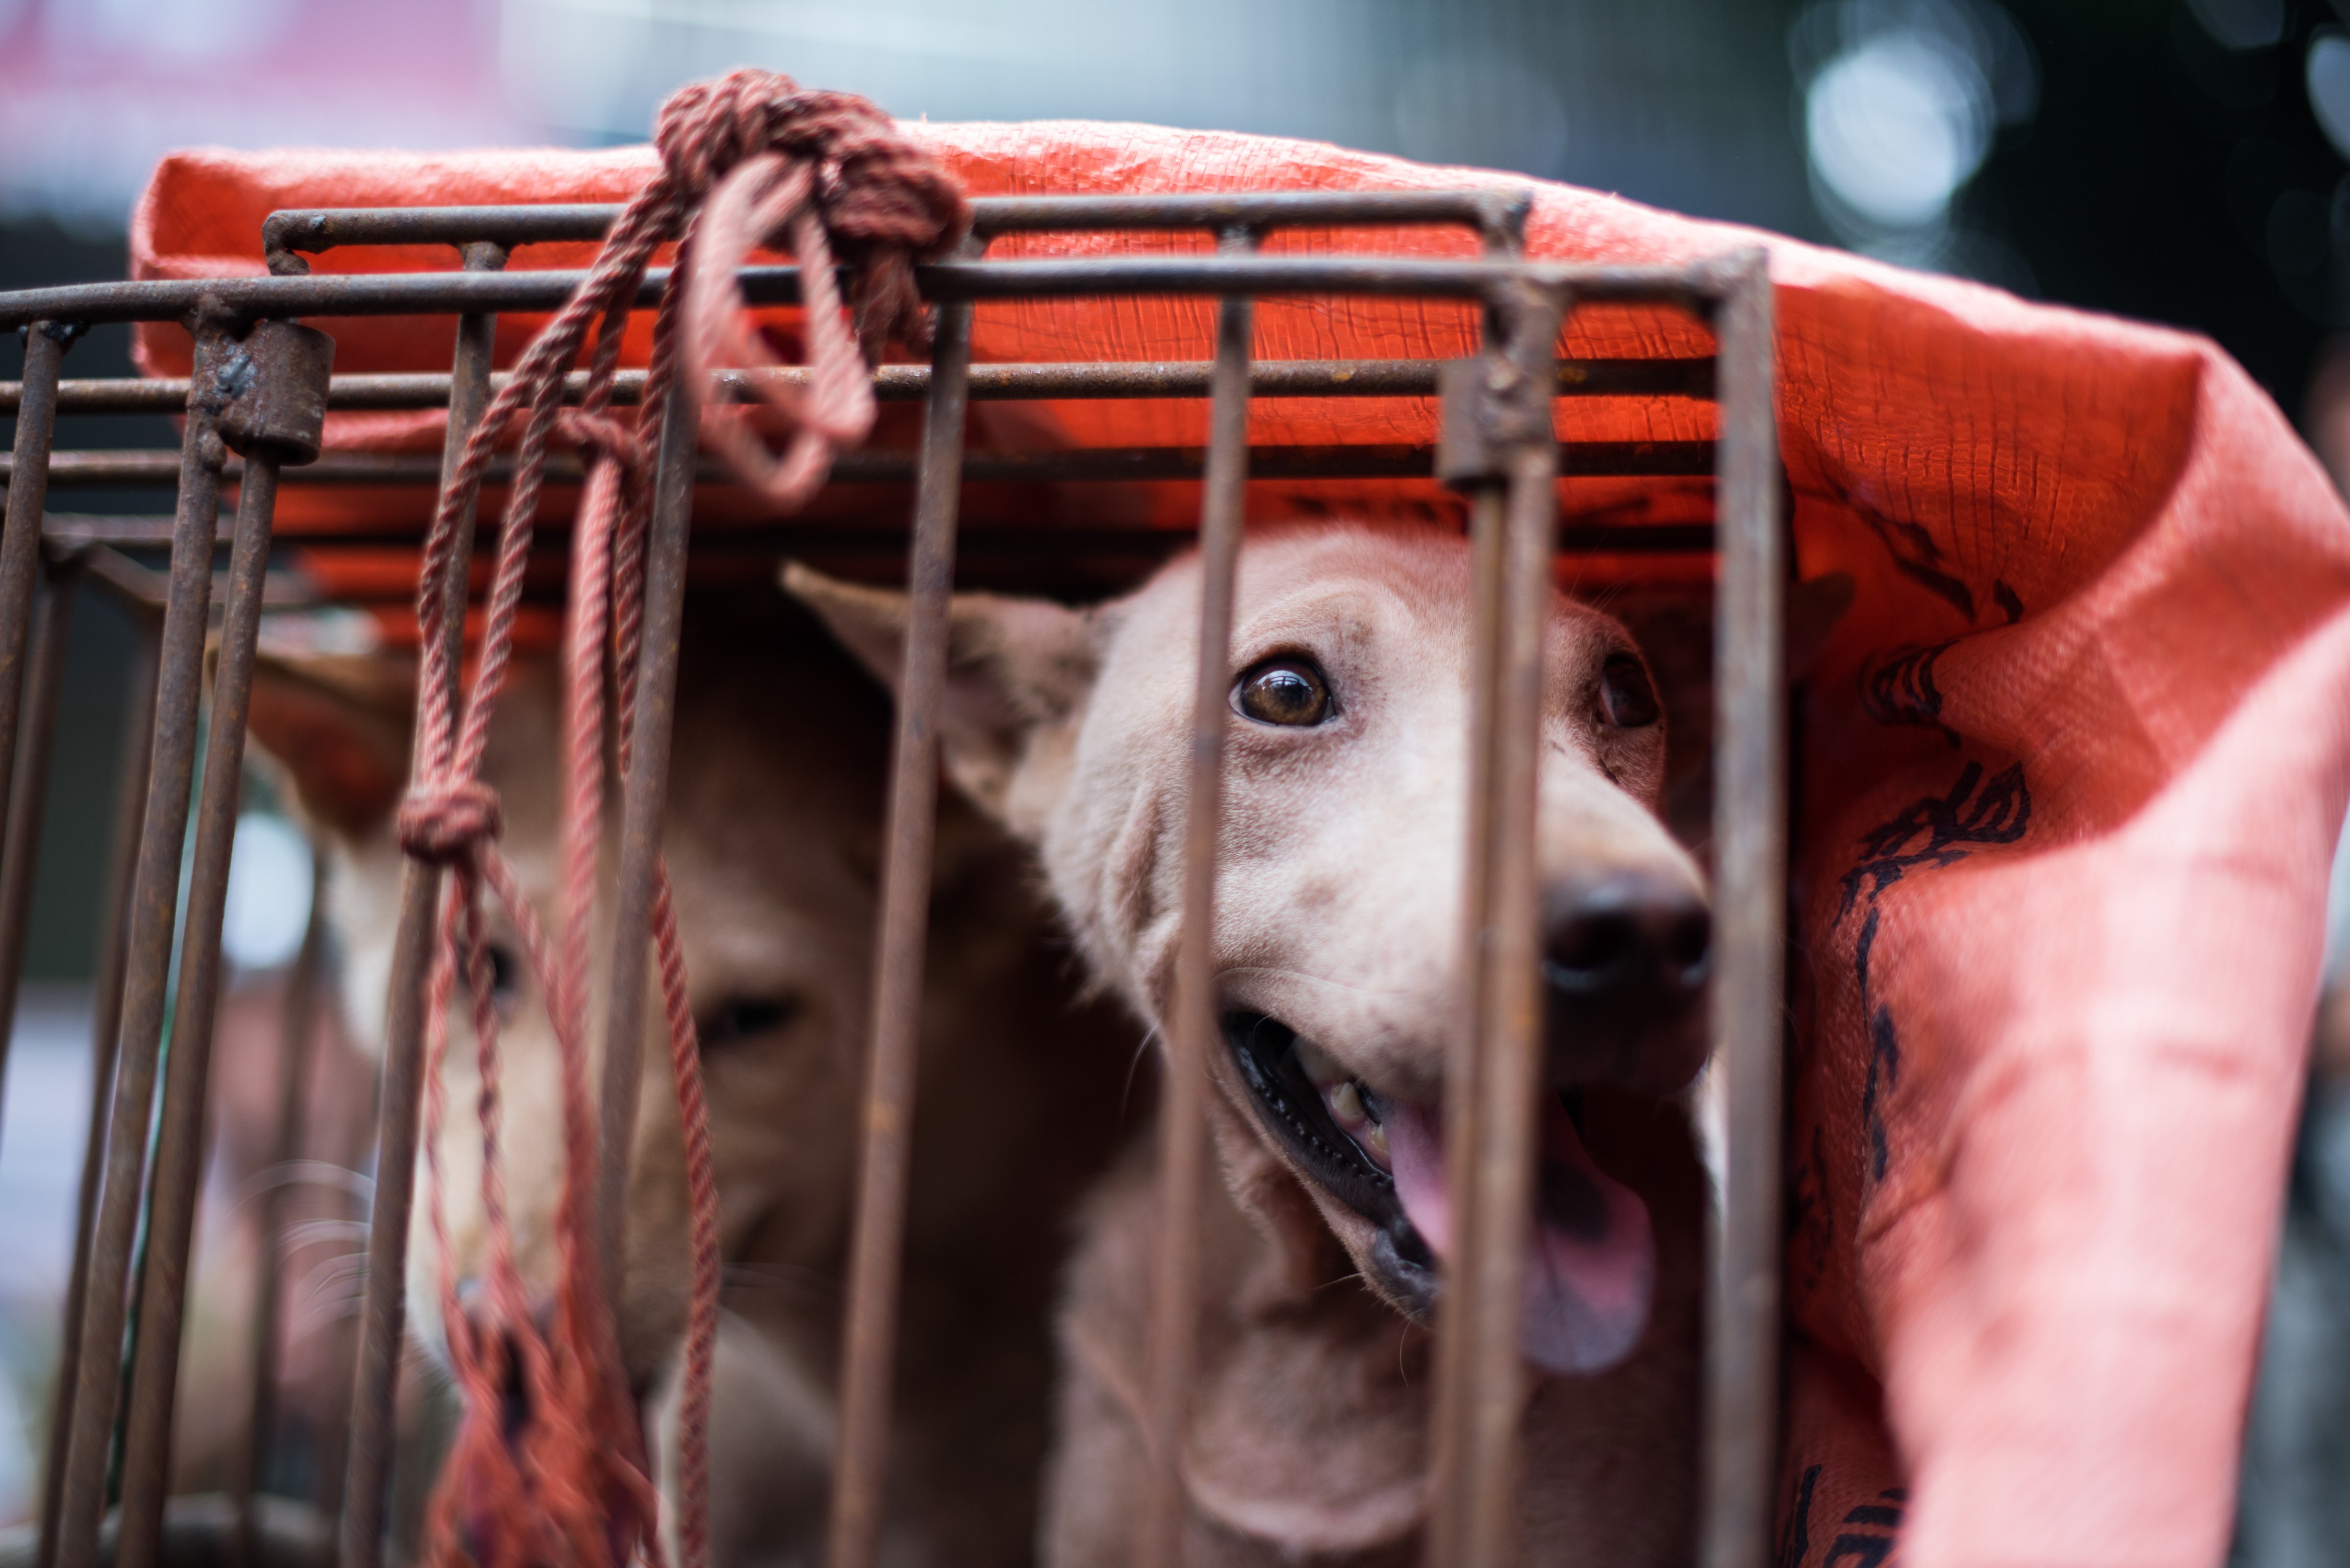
[791, 523, 1713, 1565]
[243, 592, 1134, 1567]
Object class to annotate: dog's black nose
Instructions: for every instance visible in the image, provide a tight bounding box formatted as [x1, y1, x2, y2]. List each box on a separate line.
[1541, 874, 1710, 1086]
[1544, 875, 1710, 997]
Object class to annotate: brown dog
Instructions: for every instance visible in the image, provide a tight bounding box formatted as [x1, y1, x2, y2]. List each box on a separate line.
[247, 592, 1134, 1567]
[790, 527, 1710, 1565]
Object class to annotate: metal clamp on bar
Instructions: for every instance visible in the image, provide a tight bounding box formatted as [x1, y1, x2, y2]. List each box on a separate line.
[209, 319, 335, 466]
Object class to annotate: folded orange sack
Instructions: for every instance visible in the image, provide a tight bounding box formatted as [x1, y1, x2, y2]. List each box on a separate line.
[134, 124, 2350, 1568]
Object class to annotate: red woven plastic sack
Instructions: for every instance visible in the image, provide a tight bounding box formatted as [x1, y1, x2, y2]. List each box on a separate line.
[134, 124, 2350, 1568]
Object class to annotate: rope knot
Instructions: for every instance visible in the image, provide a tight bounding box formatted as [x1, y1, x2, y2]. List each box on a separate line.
[559, 409, 642, 472]
[398, 779, 504, 866]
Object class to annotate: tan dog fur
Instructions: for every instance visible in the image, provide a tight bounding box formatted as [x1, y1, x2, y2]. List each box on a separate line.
[247, 595, 1134, 1568]
[790, 526, 1709, 1565]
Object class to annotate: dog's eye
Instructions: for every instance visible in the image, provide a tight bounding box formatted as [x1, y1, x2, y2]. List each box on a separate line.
[1234, 656, 1333, 727]
[699, 996, 802, 1052]
[1599, 653, 1660, 728]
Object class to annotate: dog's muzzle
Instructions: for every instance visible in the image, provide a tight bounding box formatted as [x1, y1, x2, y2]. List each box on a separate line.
[1541, 871, 1711, 1092]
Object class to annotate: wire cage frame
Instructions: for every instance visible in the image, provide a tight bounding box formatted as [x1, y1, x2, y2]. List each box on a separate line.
[0, 186, 1784, 1568]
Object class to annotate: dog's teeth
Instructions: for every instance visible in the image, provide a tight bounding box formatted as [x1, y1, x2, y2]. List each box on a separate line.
[1295, 1036, 1347, 1089]
[1361, 1118, 1390, 1166]
[1329, 1078, 1368, 1127]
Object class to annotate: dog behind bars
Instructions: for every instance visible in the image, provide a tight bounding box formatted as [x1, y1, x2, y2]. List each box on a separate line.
[245, 588, 1134, 1567]
[791, 524, 1715, 1566]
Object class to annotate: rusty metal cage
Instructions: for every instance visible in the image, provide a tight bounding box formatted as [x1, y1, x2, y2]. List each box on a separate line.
[0, 188, 1783, 1568]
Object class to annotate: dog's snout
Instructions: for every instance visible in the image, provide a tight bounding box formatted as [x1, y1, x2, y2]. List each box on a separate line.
[1541, 874, 1711, 1090]
[1544, 876, 1710, 996]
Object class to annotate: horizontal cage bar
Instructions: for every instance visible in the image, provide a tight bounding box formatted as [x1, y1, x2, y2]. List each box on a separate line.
[0, 256, 1732, 328]
[0, 356, 1716, 415]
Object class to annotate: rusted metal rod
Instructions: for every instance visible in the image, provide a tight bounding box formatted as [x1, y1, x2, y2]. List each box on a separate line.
[338, 242, 504, 1568]
[1136, 226, 1258, 1568]
[48, 319, 235, 1568]
[115, 442, 293, 1568]
[258, 190, 1519, 262]
[823, 293, 978, 1568]
[0, 320, 69, 1116]
[0, 255, 1720, 331]
[237, 855, 330, 1568]
[43, 513, 1721, 560]
[589, 357, 700, 1323]
[0, 559, 78, 1123]
[32, 603, 158, 1568]
[1425, 279, 1566, 1568]
[1697, 249, 1787, 1568]
[1, 356, 1716, 415]
[9, 440, 1715, 489]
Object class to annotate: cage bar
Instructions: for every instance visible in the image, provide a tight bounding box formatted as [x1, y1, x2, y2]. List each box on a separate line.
[822, 290, 978, 1568]
[337, 240, 505, 1568]
[48, 315, 238, 1568]
[1698, 249, 1786, 1568]
[33, 607, 159, 1568]
[1135, 223, 1260, 1568]
[0, 185, 1784, 1568]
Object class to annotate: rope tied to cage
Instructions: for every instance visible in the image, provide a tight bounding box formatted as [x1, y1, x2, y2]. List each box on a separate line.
[398, 67, 967, 1568]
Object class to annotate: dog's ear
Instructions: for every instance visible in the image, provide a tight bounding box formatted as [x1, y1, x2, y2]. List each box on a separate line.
[782, 562, 1099, 824]
[243, 651, 416, 839]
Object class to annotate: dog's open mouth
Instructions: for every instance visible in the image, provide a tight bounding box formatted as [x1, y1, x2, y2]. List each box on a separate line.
[1225, 1011, 1654, 1375]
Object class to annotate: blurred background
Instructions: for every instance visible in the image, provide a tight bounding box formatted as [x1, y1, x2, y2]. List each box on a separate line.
[7, 0, 2350, 1559]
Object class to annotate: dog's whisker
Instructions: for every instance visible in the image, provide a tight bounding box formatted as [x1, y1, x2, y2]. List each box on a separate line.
[1217, 966, 1412, 1004]
[1120, 1022, 1164, 1119]
[234, 1159, 378, 1210]
[276, 1217, 374, 1252]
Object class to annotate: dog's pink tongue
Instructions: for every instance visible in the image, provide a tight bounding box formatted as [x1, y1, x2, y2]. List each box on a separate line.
[1382, 1098, 1654, 1375]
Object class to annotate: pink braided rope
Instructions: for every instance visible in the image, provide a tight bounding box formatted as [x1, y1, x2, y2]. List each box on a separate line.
[400, 66, 967, 1568]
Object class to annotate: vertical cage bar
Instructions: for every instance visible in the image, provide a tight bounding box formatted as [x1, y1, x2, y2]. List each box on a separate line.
[0, 557, 80, 1100]
[340, 249, 503, 1568]
[237, 855, 328, 1567]
[51, 316, 234, 1568]
[115, 443, 292, 1568]
[822, 294, 976, 1568]
[0, 320, 70, 1117]
[1426, 279, 1564, 1568]
[1698, 249, 1786, 1568]
[1134, 227, 1257, 1568]
[590, 341, 699, 1320]
[35, 604, 161, 1568]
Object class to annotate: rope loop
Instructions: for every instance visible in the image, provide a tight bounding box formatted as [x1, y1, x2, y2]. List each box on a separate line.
[407, 67, 970, 1568]
[397, 779, 503, 866]
[650, 66, 969, 354]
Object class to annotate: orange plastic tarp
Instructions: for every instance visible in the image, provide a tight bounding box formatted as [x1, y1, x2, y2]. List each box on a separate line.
[134, 125, 2350, 1568]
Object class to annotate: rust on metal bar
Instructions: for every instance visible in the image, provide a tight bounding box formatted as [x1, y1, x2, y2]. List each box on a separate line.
[49, 312, 238, 1568]
[34, 607, 161, 1568]
[0, 320, 72, 1118]
[824, 291, 979, 1568]
[0, 255, 1714, 330]
[1698, 249, 1787, 1568]
[1, 355, 1714, 415]
[13, 439, 1714, 490]
[1425, 279, 1566, 1568]
[237, 855, 330, 1568]
[43, 512, 1720, 561]
[258, 190, 1517, 256]
[115, 435, 299, 1568]
[589, 358, 700, 1323]
[339, 239, 506, 1568]
[1137, 224, 1258, 1568]
[0, 558, 77, 1126]
[118, 315, 331, 1568]
[264, 204, 619, 272]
